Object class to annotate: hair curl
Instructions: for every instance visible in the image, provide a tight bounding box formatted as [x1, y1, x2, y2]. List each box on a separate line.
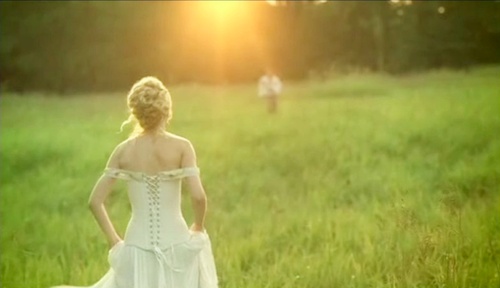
[121, 76, 172, 133]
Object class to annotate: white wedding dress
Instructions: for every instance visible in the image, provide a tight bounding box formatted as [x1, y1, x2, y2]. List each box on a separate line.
[52, 167, 218, 288]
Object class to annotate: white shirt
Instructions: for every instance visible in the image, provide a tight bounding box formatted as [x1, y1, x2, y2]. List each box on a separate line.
[258, 74, 282, 97]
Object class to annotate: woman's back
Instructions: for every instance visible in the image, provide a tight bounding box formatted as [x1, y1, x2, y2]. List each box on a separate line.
[118, 132, 189, 174]
[105, 132, 201, 249]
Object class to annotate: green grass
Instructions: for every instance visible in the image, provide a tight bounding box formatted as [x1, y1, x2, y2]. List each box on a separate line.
[1, 66, 500, 288]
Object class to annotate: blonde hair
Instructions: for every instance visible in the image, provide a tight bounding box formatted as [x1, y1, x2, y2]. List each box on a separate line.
[121, 76, 172, 134]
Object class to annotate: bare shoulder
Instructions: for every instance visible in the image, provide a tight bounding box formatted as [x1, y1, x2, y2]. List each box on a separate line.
[164, 132, 193, 150]
[164, 133, 197, 167]
[114, 137, 136, 153]
[106, 138, 135, 168]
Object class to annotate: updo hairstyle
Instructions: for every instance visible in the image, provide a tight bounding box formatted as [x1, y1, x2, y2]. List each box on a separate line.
[122, 76, 172, 133]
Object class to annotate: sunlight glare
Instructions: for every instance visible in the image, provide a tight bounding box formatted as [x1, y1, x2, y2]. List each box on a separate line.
[267, 0, 328, 6]
[199, 1, 243, 17]
[266, 0, 278, 6]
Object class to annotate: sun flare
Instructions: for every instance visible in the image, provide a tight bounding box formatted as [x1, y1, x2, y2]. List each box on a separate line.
[198, 1, 244, 17]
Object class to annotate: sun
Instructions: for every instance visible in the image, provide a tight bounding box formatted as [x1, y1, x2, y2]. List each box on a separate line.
[266, 0, 328, 6]
[198, 1, 244, 17]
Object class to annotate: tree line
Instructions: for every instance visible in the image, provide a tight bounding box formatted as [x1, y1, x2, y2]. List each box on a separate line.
[1, 1, 499, 93]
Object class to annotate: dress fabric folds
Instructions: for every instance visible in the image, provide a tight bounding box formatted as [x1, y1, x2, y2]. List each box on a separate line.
[51, 167, 218, 288]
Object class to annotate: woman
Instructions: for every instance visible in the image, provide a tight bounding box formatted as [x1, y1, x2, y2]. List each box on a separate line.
[52, 77, 218, 288]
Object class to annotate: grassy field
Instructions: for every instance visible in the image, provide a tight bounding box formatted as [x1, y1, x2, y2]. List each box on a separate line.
[1, 67, 500, 288]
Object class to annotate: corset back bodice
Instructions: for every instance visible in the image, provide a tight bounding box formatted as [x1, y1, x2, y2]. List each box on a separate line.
[104, 167, 200, 250]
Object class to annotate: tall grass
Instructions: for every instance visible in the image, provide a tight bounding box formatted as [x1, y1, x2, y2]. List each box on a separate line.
[1, 67, 499, 287]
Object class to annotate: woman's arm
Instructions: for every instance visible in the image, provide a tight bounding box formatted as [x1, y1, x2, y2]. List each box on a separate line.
[88, 145, 123, 248]
[182, 140, 207, 232]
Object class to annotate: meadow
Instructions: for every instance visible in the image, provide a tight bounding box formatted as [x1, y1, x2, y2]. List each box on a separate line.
[1, 67, 499, 288]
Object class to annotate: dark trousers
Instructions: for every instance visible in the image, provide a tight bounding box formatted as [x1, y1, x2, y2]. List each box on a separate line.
[266, 94, 278, 113]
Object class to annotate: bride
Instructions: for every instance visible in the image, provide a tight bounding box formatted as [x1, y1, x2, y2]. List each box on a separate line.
[52, 77, 218, 288]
